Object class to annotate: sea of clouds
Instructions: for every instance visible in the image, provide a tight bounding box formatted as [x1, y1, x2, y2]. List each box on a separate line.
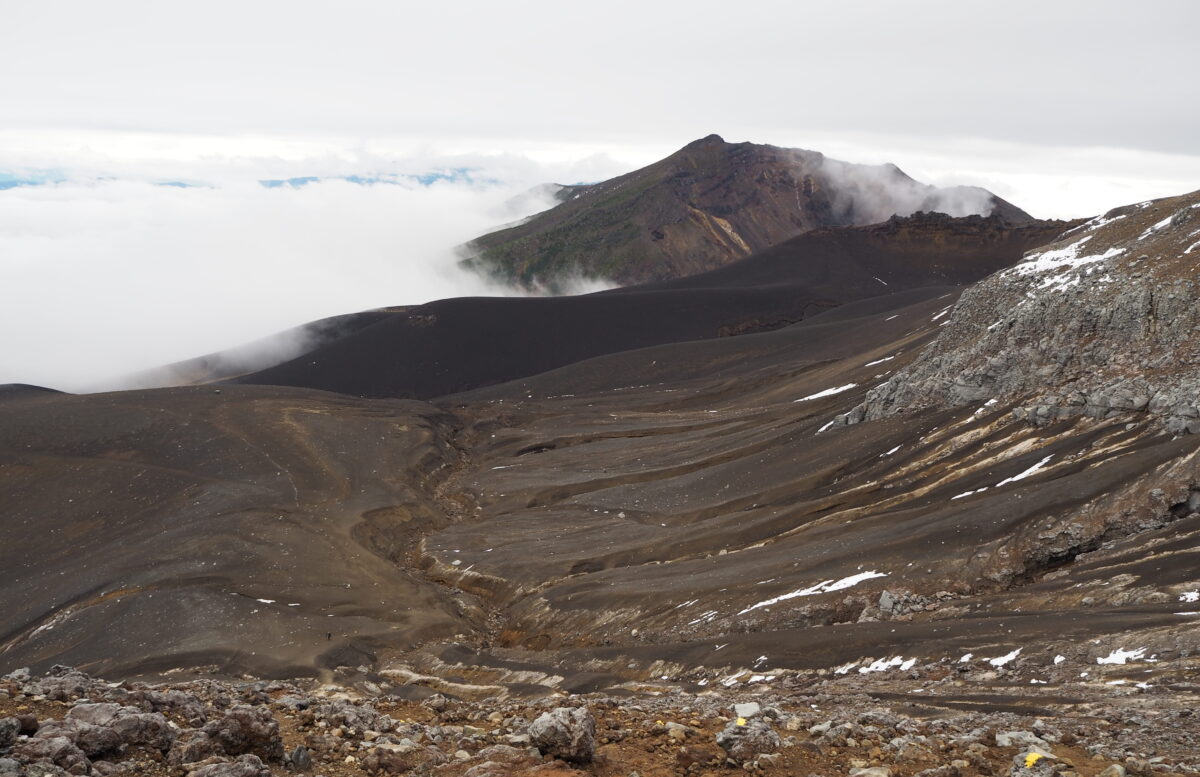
[0, 145, 631, 391]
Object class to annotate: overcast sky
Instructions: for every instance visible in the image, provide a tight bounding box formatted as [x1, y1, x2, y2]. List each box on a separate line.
[2, 1, 1199, 389]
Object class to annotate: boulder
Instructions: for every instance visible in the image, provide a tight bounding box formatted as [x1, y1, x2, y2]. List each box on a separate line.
[24, 764, 72, 777]
[715, 717, 780, 765]
[528, 707, 596, 764]
[35, 719, 122, 758]
[64, 703, 174, 751]
[850, 769, 892, 777]
[0, 718, 18, 751]
[127, 689, 207, 726]
[996, 731, 1050, 750]
[187, 754, 272, 777]
[31, 667, 93, 702]
[311, 700, 392, 733]
[203, 705, 283, 761]
[65, 703, 122, 727]
[14, 735, 92, 775]
[169, 730, 225, 766]
[733, 702, 761, 720]
[1010, 748, 1059, 777]
[474, 744, 533, 765]
[109, 710, 175, 751]
[286, 744, 313, 771]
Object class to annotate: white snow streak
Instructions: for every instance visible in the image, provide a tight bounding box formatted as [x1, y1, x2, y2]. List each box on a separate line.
[795, 383, 858, 402]
[995, 455, 1054, 487]
[1010, 236, 1124, 291]
[1097, 647, 1146, 665]
[987, 648, 1021, 667]
[858, 656, 916, 674]
[738, 571, 887, 614]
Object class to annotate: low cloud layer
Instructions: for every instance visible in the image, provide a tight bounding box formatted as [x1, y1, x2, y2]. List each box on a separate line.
[0, 176, 572, 391]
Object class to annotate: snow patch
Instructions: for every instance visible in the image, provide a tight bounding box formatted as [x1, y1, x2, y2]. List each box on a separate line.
[858, 656, 916, 674]
[974, 399, 998, 416]
[1138, 215, 1173, 241]
[1097, 647, 1146, 665]
[1082, 212, 1127, 232]
[1010, 236, 1124, 290]
[738, 570, 887, 614]
[1179, 591, 1199, 603]
[795, 383, 858, 402]
[987, 648, 1021, 667]
[995, 454, 1054, 487]
[864, 355, 895, 367]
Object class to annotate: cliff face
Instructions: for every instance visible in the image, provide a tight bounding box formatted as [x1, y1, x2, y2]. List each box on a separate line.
[464, 134, 1031, 288]
[838, 190, 1200, 433]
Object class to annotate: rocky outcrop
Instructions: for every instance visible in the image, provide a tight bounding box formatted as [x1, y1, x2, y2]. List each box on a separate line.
[201, 705, 283, 762]
[3, 666, 1197, 775]
[837, 190, 1200, 432]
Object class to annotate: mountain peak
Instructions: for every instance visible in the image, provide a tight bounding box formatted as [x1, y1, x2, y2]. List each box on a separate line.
[464, 137, 1031, 289]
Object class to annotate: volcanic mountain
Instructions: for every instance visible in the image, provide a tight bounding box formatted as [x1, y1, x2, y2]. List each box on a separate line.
[237, 212, 1070, 400]
[463, 134, 1032, 288]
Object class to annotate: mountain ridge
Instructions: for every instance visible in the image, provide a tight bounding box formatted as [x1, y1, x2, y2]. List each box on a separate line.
[235, 211, 1068, 400]
[464, 134, 1032, 288]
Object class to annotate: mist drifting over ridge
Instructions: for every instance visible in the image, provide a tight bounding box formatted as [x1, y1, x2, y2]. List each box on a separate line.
[816, 156, 1001, 223]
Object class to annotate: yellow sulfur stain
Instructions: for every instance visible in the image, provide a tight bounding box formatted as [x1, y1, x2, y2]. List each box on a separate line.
[1025, 753, 1044, 768]
[735, 717, 747, 726]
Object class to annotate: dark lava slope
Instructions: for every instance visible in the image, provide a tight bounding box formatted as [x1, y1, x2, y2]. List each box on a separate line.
[235, 213, 1069, 400]
[3, 282, 1198, 699]
[464, 134, 1032, 288]
[0, 386, 480, 679]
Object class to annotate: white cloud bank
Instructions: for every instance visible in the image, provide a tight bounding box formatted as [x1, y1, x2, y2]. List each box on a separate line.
[0, 175, 571, 391]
